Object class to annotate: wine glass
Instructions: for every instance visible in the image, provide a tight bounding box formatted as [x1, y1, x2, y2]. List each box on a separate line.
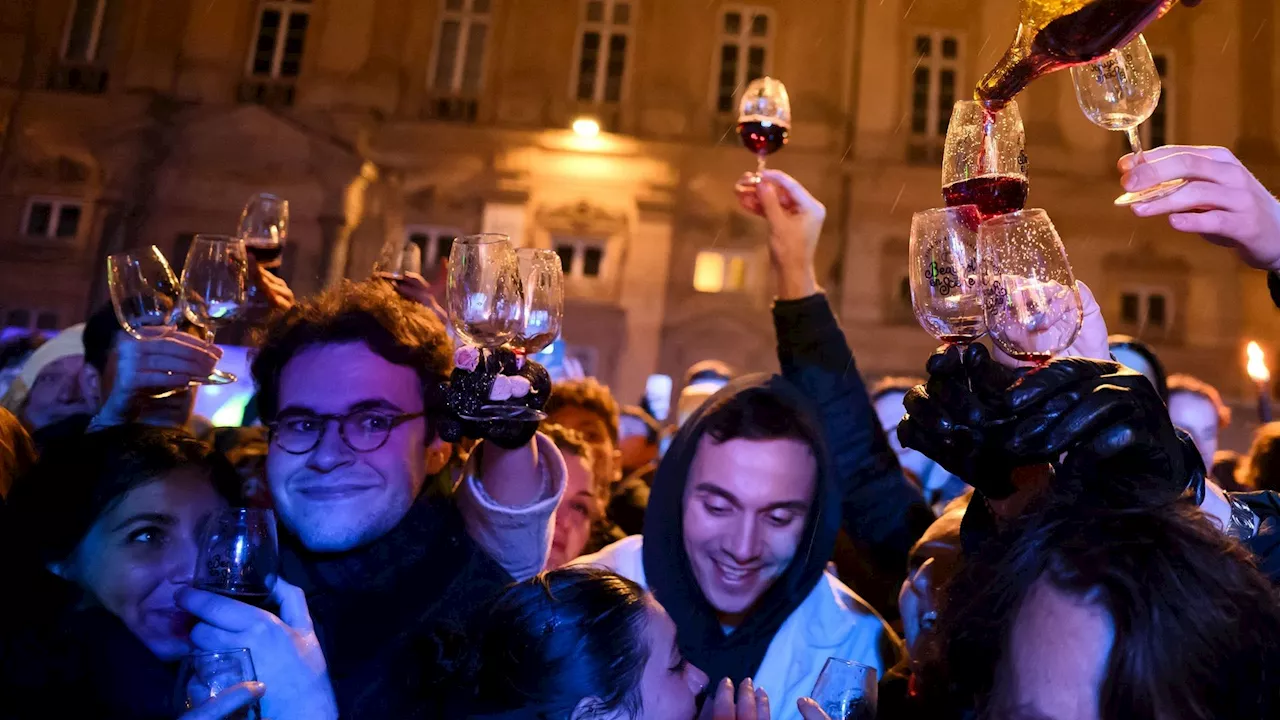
[237, 193, 288, 311]
[732, 77, 792, 209]
[909, 205, 986, 345]
[374, 239, 423, 280]
[106, 246, 191, 399]
[1070, 34, 1186, 206]
[514, 248, 565, 356]
[176, 648, 261, 719]
[193, 508, 279, 609]
[977, 209, 1083, 365]
[942, 100, 1029, 221]
[446, 234, 525, 420]
[810, 658, 877, 720]
[181, 234, 247, 385]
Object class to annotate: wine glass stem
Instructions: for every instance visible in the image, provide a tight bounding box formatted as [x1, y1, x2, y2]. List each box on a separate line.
[756, 155, 766, 174]
[1126, 126, 1145, 159]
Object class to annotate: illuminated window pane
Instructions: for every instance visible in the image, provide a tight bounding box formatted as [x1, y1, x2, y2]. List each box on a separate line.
[693, 251, 726, 293]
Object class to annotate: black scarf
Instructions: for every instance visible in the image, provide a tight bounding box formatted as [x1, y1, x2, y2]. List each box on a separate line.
[642, 374, 841, 687]
[280, 492, 512, 720]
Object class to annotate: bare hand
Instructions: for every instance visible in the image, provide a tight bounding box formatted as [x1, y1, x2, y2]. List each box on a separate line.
[97, 330, 221, 424]
[1122, 146, 1280, 272]
[992, 280, 1110, 368]
[179, 579, 337, 720]
[796, 697, 835, 720]
[387, 271, 448, 327]
[178, 682, 265, 720]
[250, 261, 295, 315]
[698, 678, 771, 720]
[738, 169, 823, 300]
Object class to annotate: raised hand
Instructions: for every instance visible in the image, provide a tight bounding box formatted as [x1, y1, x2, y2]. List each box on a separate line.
[737, 169, 823, 299]
[249, 260, 296, 316]
[387, 271, 448, 328]
[1121, 146, 1280, 272]
[178, 579, 338, 720]
[93, 330, 221, 426]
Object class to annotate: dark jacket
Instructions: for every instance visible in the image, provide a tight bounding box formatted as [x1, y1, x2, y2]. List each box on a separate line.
[280, 492, 512, 719]
[773, 295, 934, 614]
[1236, 490, 1280, 584]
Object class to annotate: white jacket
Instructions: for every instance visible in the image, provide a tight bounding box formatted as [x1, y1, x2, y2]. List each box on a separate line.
[572, 535, 899, 720]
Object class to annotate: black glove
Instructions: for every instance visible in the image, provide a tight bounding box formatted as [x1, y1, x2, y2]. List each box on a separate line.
[439, 347, 552, 450]
[898, 343, 1023, 499]
[1001, 357, 1205, 505]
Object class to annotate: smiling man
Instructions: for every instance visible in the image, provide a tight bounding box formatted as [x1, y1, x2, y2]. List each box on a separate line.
[251, 280, 564, 718]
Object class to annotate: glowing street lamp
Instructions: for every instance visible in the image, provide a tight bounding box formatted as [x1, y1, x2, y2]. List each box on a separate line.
[1247, 341, 1272, 423]
[572, 116, 601, 138]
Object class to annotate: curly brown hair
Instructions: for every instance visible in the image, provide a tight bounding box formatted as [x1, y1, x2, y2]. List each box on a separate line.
[251, 280, 453, 423]
[544, 378, 620, 445]
[539, 422, 608, 509]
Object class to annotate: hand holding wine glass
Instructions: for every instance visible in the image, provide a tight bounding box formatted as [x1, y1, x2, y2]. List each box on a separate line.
[176, 649, 262, 720]
[978, 209, 1083, 365]
[733, 77, 793, 216]
[182, 234, 247, 385]
[739, 169, 823, 300]
[807, 658, 877, 720]
[194, 508, 279, 608]
[238, 193, 288, 313]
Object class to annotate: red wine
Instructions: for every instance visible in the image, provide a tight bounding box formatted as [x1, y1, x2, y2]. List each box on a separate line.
[244, 236, 284, 264]
[738, 120, 789, 156]
[205, 585, 272, 609]
[1005, 350, 1053, 364]
[943, 175, 1029, 219]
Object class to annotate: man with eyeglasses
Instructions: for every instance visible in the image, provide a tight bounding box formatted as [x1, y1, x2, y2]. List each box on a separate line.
[206, 280, 565, 719]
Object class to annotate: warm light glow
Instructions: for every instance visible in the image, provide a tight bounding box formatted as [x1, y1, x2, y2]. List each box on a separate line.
[1248, 341, 1271, 383]
[693, 251, 726, 293]
[572, 117, 601, 138]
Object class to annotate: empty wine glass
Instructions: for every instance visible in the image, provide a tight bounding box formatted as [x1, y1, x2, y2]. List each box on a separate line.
[181, 234, 247, 385]
[106, 246, 189, 399]
[446, 234, 525, 421]
[978, 209, 1083, 365]
[733, 77, 792, 212]
[909, 205, 986, 345]
[810, 658, 877, 720]
[942, 100, 1029, 221]
[514, 248, 565, 356]
[193, 508, 279, 610]
[375, 239, 423, 280]
[1070, 34, 1186, 206]
[237, 193, 288, 311]
[176, 648, 261, 720]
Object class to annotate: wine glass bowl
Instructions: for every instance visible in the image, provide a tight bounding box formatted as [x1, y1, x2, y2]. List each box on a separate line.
[733, 76, 792, 207]
[977, 209, 1083, 364]
[237, 193, 289, 265]
[107, 246, 184, 340]
[446, 234, 523, 349]
[942, 100, 1028, 221]
[193, 508, 279, 609]
[1069, 34, 1186, 205]
[810, 657, 877, 720]
[176, 648, 261, 719]
[909, 205, 986, 345]
[514, 248, 564, 355]
[181, 234, 247, 385]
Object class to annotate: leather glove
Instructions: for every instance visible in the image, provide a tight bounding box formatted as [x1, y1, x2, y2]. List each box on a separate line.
[439, 347, 551, 450]
[1002, 357, 1205, 505]
[898, 343, 1023, 499]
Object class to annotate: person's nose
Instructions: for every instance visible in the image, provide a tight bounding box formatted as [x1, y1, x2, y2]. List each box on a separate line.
[306, 420, 357, 472]
[56, 374, 85, 404]
[724, 515, 762, 565]
[686, 662, 710, 696]
[168, 534, 200, 586]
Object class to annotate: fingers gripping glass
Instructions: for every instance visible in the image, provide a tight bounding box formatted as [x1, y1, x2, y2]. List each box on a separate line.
[106, 246, 198, 400]
[270, 411, 426, 454]
[177, 648, 261, 719]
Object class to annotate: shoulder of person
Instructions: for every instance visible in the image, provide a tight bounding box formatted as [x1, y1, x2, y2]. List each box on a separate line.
[566, 534, 647, 586]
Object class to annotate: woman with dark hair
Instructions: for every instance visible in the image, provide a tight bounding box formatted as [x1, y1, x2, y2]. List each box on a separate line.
[468, 567, 713, 719]
[0, 425, 330, 719]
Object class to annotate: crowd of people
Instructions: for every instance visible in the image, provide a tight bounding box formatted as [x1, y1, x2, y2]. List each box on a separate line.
[0, 144, 1279, 720]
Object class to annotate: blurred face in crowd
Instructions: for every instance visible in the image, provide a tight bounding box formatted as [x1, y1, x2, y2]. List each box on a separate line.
[22, 355, 96, 430]
[634, 598, 709, 720]
[899, 509, 964, 658]
[54, 470, 227, 661]
[619, 414, 658, 475]
[682, 436, 816, 626]
[990, 577, 1113, 720]
[548, 450, 600, 568]
[1168, 391, 1220, 471]
[874, 390, 929, 480]
[549, 405, 619, 485]
[267, 342, 427, 552]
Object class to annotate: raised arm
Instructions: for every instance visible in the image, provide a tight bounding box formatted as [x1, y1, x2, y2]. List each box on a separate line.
[747, 170, 933, 579]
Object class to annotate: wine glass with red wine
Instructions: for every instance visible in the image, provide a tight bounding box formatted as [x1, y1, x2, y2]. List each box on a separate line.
[977, 209, 1083, 365]
[1069, 34, 1187, 206]
[909, 205, 986, 345]
[733, 77, 791, 213]
[236, 193, 288, 311]
[194, 508, 279, 609]
[942, 100, 1028, 222]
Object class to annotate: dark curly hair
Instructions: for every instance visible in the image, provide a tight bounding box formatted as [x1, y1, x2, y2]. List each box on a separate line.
[251, 280, 453, 424]
[469, 567, 652, 719]
[544, 378, 621, 445]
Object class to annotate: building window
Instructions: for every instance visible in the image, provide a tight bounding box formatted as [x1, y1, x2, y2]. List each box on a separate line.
[1119, 288, 1172, 333]
[61, 0, 111, 63]
[574, 0, 632, 104]
[406, 227, 460, 274]
[693, 250, 750, 293]
[908, 31, 962, 163]
[554, 238, 607, 279]
[714, 7, 773, 113]
[248, 0, 311, 79]
[22, 199, 83, 239]
[431, 0, 490, 96]
[1141, 54, 1171, 149]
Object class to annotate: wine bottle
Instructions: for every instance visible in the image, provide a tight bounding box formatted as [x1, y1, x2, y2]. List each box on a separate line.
[977, 0, 1178, 110]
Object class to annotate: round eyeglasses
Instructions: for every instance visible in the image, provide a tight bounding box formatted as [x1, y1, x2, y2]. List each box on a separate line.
[269, 410, 425, 455]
